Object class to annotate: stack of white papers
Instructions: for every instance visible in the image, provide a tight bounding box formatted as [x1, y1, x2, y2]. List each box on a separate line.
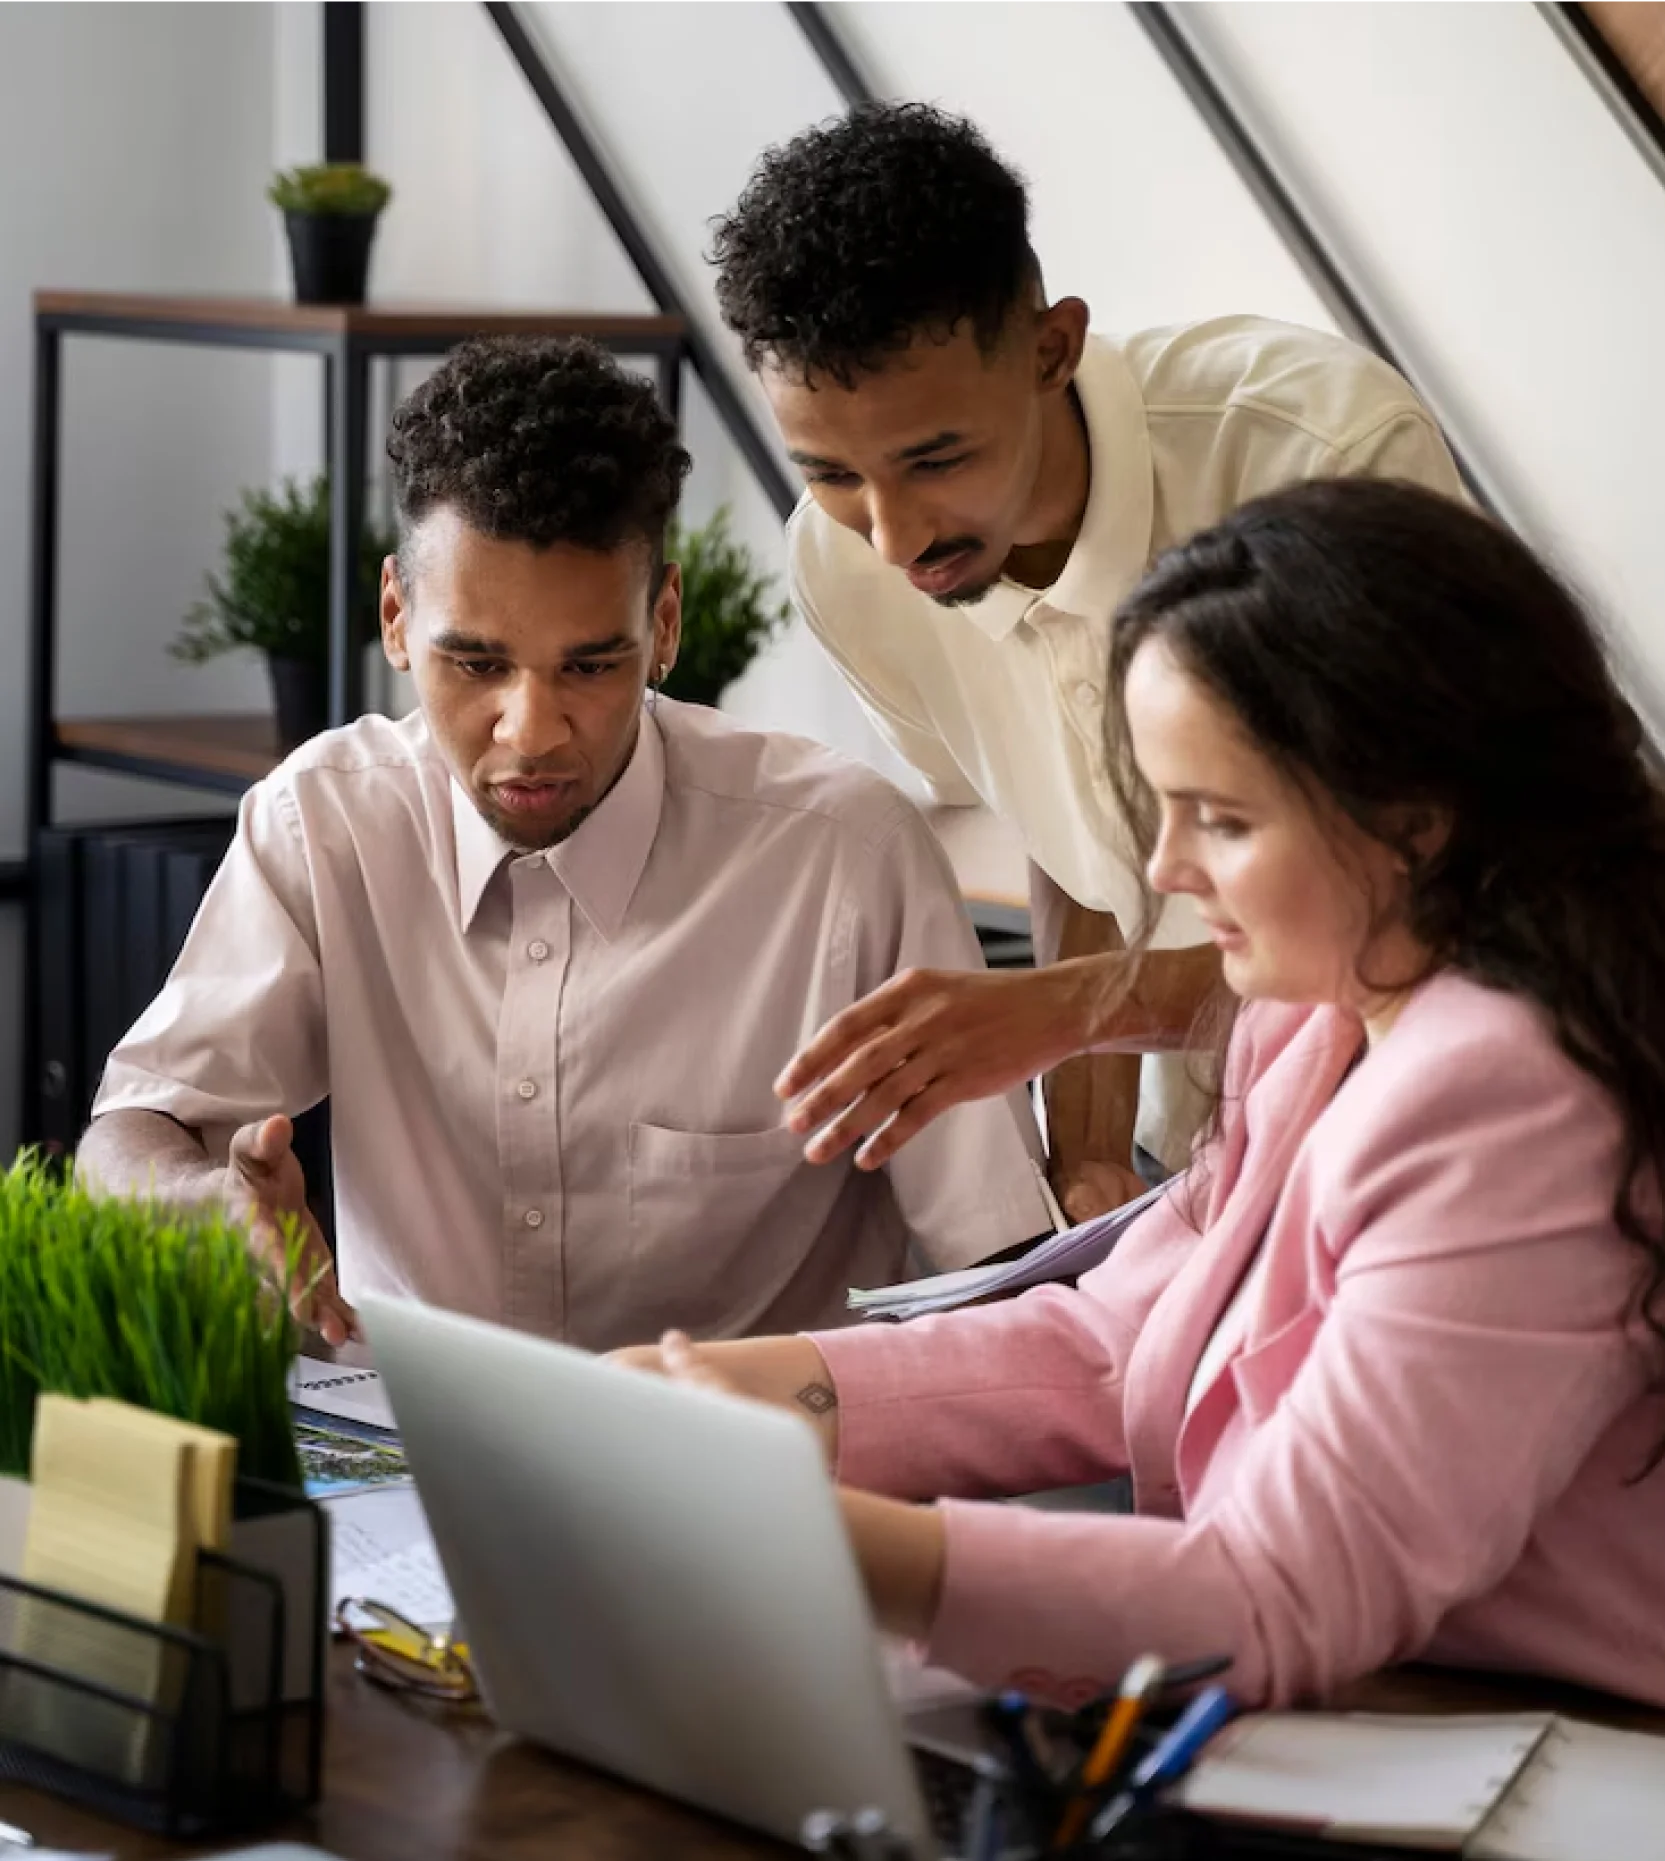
[848, 1182, 1169, 1320]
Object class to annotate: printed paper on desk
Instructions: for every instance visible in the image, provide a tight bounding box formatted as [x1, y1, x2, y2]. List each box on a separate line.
[288, 1359, 398, 1437]
[849, 1181, 1168, 1320]
[326, 1483, 453, 1634]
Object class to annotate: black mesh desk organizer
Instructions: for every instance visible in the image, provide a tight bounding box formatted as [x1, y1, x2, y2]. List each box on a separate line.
[0, 1475, 325, 1837]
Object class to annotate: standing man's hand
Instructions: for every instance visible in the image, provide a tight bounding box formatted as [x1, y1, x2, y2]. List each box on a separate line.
[775, 962, 1098, 1170]
[225, 1114, 359, 1346]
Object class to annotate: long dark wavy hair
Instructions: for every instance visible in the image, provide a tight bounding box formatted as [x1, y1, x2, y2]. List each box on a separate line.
[1106, 478, 1665, 1452]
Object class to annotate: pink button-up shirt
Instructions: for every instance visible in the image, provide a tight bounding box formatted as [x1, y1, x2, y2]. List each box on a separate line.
[814, 973, 1665, 1710]
[95, 701, 1048, 1349]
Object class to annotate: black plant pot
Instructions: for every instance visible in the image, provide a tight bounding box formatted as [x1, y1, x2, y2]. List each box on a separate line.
[284, 210, 379, 305]
[267, 654, 328, 751]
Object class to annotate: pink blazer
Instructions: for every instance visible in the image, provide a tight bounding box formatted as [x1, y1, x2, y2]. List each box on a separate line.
[812, 972, 1665, 1709]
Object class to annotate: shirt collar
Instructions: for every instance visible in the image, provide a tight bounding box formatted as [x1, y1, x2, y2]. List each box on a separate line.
[451, 707, 666, 939]
[959, 333, 1156, 642]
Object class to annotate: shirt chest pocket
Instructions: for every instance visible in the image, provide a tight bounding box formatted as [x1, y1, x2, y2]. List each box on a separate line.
[626, 1121, 810, 1337]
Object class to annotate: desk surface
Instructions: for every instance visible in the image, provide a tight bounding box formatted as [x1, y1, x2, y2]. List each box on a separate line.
[2, 1647, 1660, 1861]
[0, 1642, 788, 1860]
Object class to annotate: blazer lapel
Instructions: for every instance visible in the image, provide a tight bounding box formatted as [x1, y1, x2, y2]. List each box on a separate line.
[1121, 1005, 1364, 1511]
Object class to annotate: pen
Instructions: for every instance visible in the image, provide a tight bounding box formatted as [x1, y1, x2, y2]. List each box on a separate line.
[964, 1772, 1003, 1861]
[982, 1689, 1057, 1801]
[1156, 1652, 1233, 1694]
[1087, 1683, 1237, 1842]
[1052, 1652, 1165, 1848]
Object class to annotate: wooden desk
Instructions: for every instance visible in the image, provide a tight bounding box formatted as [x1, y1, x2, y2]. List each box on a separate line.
[3, 1647, 1659, 1861]
[0, 1643, 790, 1860]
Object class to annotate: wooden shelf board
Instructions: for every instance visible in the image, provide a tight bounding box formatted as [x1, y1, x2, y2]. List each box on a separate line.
[34, 291, 683, 343]
[55, 713, 282, 785]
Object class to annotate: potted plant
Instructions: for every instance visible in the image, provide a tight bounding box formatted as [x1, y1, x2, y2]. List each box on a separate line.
[0, 1154, 302, 1499]
[268, 162, 392, 305]
[171, 474, 394, 750]
[662, 506, 791, 707]
[0, 1155, 326, 1714]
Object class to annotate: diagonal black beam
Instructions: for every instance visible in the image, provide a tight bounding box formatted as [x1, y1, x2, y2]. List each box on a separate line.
[787, 3, 875, 110]
[1540, 5, 1665, 192]
[1128, 3, 1489, 509]
[1129, 6, 1401, 371]
[482, 1, 797, 521]
[323, 2, 365, 163]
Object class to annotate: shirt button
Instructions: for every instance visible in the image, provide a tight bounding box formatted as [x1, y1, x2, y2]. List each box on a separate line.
[516, 1078, 538, 1101]
[523, 1208, 544, 1229]
[527, 939, 550, 962]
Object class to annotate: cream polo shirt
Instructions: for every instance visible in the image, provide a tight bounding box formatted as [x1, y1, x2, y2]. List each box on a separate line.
[789, 315, 1466, 1165]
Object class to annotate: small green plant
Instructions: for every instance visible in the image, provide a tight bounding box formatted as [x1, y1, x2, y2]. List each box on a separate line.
[0, 1155, 302, 1487]
[171, 474, 393, 667]
[663, 507, 791, 707]
[267, 162, 392, 218]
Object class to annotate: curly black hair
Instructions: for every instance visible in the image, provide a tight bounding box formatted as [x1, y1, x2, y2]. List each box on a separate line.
[710, 103, 1037, 387]
[386, 336, 690, 566]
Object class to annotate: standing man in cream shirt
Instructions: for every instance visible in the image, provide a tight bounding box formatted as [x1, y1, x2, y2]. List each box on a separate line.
[712, 102, 1465, 1211]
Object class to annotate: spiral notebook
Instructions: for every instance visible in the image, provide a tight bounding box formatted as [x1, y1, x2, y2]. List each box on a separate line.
[1175, 1711, 1665, 1860]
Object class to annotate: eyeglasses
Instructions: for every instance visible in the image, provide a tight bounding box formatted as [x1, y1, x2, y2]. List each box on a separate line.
[333, 1597, 479, 1704]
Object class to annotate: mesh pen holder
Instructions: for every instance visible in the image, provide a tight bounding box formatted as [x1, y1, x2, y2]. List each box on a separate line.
[0, 1475, 325, 1838]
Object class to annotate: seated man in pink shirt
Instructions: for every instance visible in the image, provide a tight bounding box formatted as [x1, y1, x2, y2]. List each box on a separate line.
[623, 480, 1665, 1712]
[78, 336, 1049, 1352]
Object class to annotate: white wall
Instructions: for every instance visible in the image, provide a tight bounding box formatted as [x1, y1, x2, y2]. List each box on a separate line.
[0, 3, 285, 861]
[1182, 1, 1665, 733]
[0, 2, 287, 1158]
[829, 2, 1333, 338]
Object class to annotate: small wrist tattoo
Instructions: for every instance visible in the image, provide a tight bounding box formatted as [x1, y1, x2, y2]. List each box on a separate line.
[795, 1381, 838, 1417]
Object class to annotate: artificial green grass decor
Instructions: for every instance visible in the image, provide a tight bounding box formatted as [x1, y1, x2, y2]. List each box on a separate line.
[0, 1155, 301, 1490]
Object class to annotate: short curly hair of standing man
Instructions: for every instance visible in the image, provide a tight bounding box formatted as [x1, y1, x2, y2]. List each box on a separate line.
[709, 101, 1038, 388]
[385, 335, 691, 567]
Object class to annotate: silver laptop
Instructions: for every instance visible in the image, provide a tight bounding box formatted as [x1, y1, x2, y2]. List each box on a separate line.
[358, 1294, 1000, 1856]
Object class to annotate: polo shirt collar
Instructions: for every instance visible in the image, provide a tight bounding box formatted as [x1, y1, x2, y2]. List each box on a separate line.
[451, 706, 666, 939]
[959, 333, 1156, 641]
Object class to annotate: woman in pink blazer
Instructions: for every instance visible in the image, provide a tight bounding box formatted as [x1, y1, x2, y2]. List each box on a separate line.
[624, 479, 1665, 1710]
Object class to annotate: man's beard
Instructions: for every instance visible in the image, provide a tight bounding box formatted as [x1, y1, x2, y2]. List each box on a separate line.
[931, 569, 1002, 610]
[482, 795, 596, 852]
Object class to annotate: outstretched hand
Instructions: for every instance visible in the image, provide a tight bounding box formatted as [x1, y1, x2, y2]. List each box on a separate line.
[225, 1114, 359, 1347]
[775, 962, 1098, 1170]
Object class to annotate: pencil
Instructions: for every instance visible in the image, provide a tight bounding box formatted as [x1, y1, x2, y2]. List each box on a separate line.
[1052, 1652, 1165, 1849]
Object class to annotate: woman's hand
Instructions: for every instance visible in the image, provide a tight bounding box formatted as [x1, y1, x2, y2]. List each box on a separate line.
[838, 1488, 948, 1641]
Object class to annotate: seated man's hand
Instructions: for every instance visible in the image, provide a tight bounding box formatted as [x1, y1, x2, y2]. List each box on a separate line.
[610, 1330, 746, 1401]
[1058, 1158, 1151, 1224]
[775, 963, 1093, 1170]
[224, 1114, 359, 1347]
